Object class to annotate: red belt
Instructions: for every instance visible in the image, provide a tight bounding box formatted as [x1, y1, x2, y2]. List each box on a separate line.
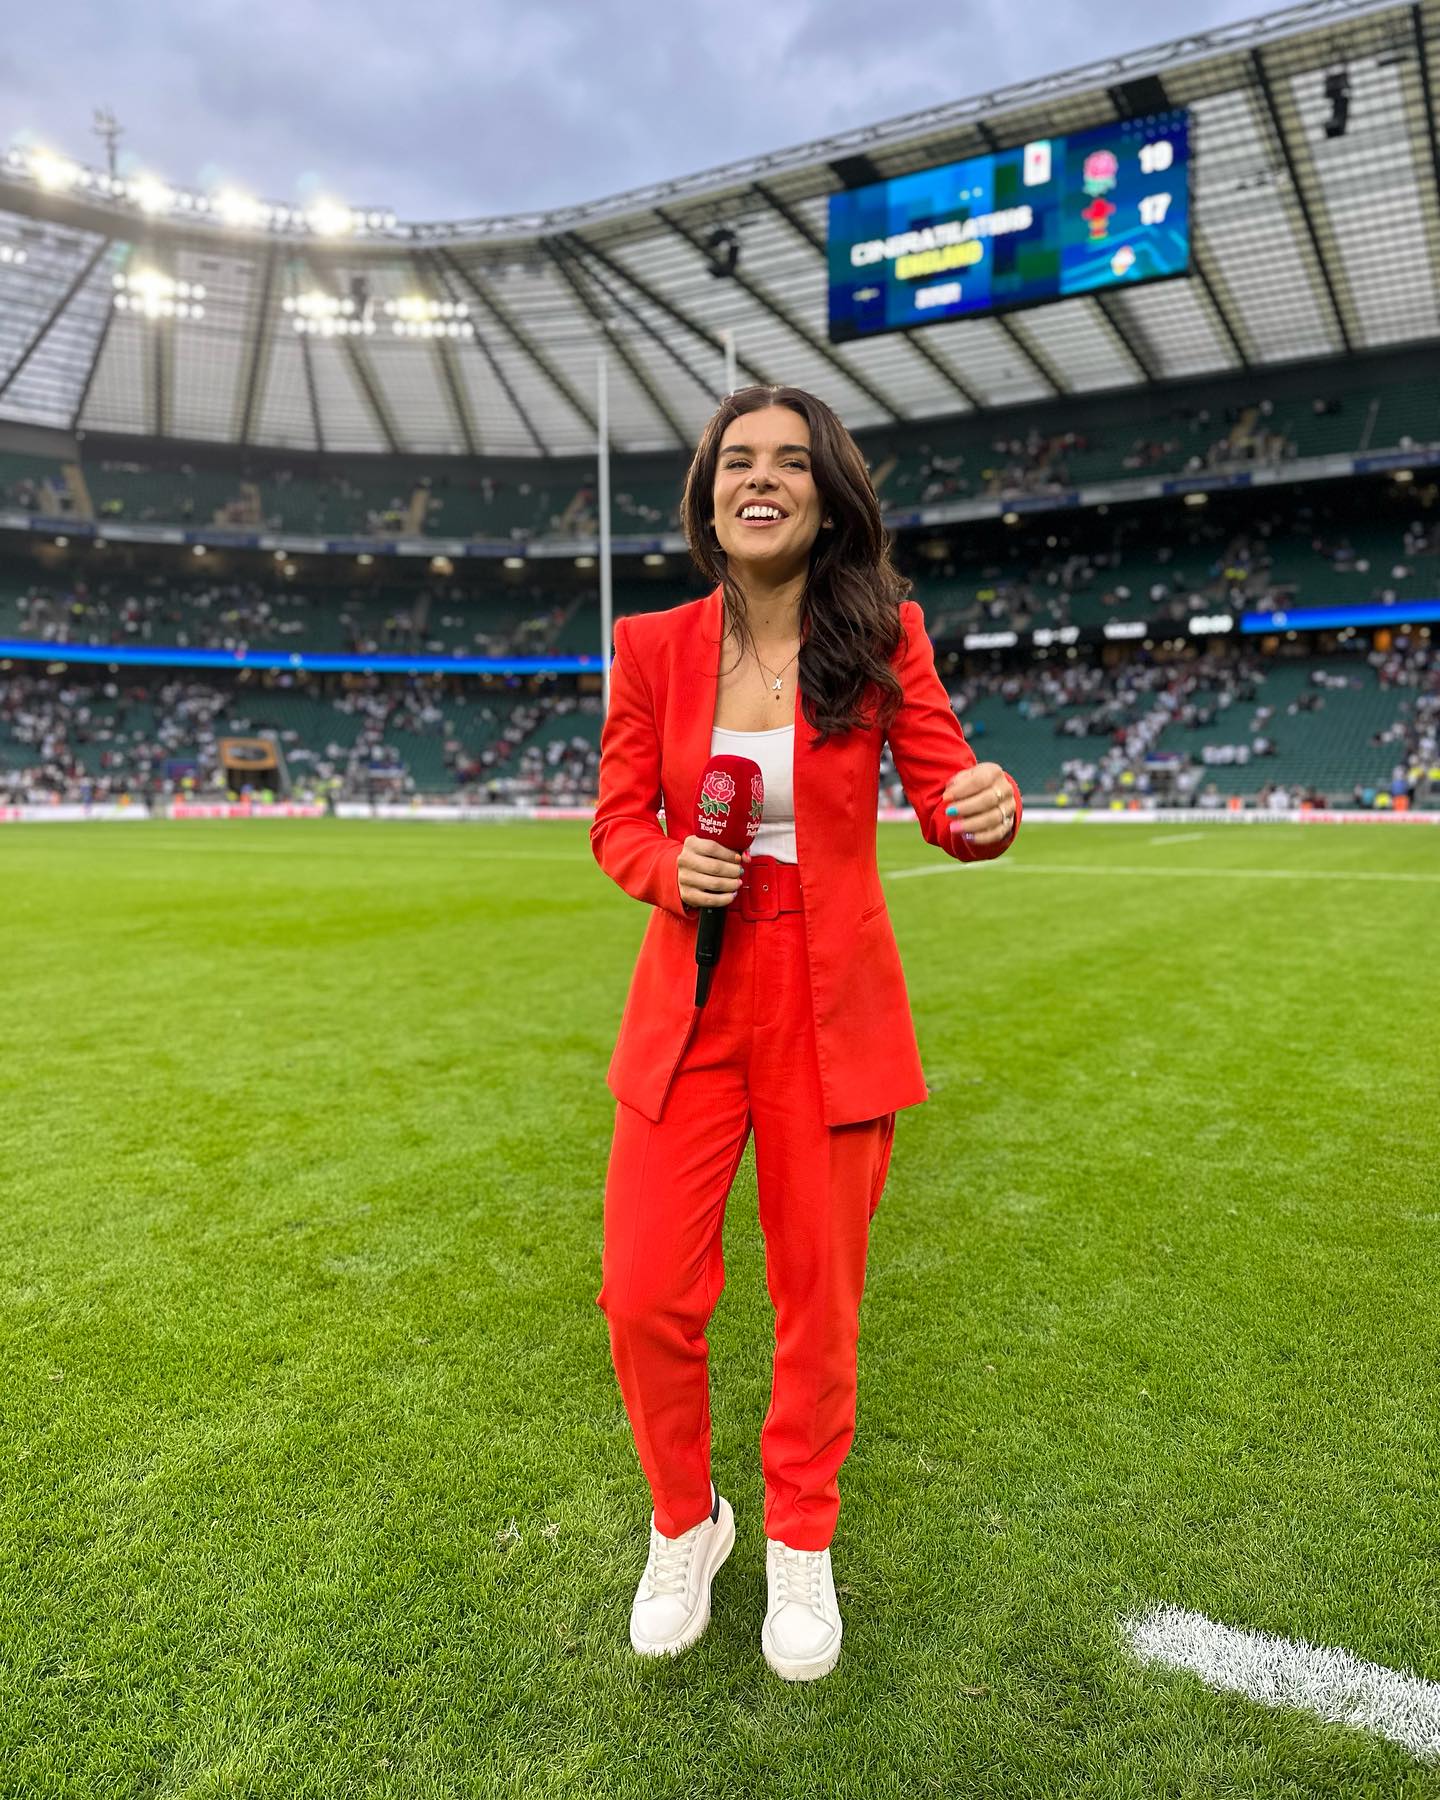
[737, 854, 804, 921]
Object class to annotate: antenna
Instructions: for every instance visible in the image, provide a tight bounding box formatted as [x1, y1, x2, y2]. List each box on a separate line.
[92, 107, 124, 178]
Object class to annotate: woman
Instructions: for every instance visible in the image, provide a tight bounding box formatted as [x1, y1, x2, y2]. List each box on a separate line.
[590, 384, 1020, 1683]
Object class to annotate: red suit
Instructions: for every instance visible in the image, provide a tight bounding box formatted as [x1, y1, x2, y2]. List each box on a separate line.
[590, 586, 1021, 1547]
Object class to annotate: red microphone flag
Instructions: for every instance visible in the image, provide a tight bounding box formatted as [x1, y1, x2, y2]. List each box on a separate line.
[690, 755, 765, 856]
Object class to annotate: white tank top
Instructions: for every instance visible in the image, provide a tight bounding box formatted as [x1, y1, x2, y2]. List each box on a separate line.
[710, 722, 798, 864]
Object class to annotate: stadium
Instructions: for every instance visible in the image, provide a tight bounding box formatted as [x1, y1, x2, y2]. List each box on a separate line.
[4, 0, 1438, 1792]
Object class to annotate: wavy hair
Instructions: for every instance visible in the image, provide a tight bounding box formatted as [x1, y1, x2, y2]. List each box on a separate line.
[680, 384, 909, 744]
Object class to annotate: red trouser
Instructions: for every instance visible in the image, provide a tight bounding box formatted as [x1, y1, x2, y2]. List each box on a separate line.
[596, 854, 897, 1551]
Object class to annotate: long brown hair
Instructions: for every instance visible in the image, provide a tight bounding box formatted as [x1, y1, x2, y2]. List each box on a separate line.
[680, 384, 908, 744]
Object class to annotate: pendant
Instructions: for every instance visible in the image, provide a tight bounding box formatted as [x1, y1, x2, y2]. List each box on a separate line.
[773, 677, 782, 694]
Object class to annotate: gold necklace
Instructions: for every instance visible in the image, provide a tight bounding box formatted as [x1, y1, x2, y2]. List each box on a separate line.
[753, 642, 801, 700]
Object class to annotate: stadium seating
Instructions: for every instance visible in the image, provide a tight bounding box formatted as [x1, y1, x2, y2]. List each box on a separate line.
[869, 357, 1439, 505]
[0, 451, 72, 514]
[3, 346, 1436, 813]
[4, 641, 1431, 812]
[2, 346, 1436, 546]
[89, 463, 243, 527]
[1158, 660, 1397, 795]
[6, 473, 1437, 667]
[0, 564, 582, 661]
[933, 688, 1070, 803]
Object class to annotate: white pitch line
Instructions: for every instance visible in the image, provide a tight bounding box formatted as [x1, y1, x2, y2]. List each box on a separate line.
[1148, 831, 1209, 846]
[1124, 1605, 1440, 1764]
[883, 861, 1440, 885]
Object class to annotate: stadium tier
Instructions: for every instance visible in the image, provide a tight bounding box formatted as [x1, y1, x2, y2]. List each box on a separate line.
[4, 439, 1439, 811]
[2, 350, 1438, 545]
[5, 467, 1437, 650]
[3, 632, 1434, 812]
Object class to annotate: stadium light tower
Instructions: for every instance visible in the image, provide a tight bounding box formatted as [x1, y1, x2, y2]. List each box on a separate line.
[92, 107, 122, 178]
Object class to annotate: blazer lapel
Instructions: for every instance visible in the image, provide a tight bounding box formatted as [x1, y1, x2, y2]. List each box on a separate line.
[788, 608, 831, 867]
[669, 583, 727, 824]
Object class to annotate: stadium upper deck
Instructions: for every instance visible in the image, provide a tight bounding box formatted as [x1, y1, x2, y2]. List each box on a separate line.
[0, 343, 1434, 542]
[0, 0, 1437, 462]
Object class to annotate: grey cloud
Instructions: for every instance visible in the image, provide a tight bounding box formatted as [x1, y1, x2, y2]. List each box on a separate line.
[7, 0, 1265, 219]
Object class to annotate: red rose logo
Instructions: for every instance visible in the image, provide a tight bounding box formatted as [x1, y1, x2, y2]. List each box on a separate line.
[703, 770, 736, 805]
[699, 766, 737, 828]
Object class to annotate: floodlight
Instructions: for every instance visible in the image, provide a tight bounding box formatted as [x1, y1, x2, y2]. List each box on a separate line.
[1323, 68, 1350, 138]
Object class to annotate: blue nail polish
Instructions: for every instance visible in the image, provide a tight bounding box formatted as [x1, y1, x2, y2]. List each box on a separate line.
[945, 804, 958, 816]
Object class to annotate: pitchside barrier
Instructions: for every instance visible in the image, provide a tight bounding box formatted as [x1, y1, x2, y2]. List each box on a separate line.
[0, 802, 1435, 826]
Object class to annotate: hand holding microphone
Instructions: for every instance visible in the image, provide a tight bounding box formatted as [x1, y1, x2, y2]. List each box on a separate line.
[686, 754, 763, 1005]
[677, 834, 746, 912]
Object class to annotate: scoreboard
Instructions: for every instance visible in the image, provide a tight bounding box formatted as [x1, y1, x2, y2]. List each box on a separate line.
[827, 109, 1191, 342]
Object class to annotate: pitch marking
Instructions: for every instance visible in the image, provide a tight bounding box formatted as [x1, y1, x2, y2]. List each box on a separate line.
[884, 862, 1440, 885]
[1148, 832, 1209, 846]
[1125, 1604, 1440, 1763]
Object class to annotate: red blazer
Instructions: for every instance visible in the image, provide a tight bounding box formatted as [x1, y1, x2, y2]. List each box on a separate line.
[590, 585, 1022, 1128]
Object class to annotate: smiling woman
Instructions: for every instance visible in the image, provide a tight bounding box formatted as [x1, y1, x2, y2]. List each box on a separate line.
[590, 380, 1021, 1689]
[680, 383, 909, 746]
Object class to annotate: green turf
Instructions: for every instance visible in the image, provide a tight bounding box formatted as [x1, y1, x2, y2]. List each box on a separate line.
[2, 820, 1438, 1799]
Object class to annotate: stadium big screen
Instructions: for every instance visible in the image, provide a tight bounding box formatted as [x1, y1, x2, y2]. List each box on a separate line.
[827, 108, 1190, 342]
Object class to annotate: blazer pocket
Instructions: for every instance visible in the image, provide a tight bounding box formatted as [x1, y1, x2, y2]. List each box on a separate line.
[859, 897, 887, 923]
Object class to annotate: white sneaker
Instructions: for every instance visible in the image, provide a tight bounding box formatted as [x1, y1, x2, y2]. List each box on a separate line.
[629, 1483, 735, 1658]
[762, 1536, 843, 1681]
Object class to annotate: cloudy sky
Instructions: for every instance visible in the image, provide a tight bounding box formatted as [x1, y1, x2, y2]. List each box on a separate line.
[7, 0, 1274, 221]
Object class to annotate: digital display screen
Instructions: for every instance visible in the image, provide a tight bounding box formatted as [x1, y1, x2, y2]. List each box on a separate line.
[827, 109, 1191, 341]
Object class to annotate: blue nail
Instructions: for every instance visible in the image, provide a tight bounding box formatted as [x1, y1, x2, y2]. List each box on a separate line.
[945, 804, 958, 816]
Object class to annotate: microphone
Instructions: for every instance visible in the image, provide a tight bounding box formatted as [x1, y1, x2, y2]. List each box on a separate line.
[689, 754, 763, 1006]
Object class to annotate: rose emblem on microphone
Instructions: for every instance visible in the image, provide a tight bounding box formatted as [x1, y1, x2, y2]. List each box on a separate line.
[699, 768, 736, 823]
[750, 772, 763, 824]
[692, 754, 762, 861]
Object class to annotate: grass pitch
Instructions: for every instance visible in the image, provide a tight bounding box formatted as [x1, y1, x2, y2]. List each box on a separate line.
[2, 819, 1438, 1799]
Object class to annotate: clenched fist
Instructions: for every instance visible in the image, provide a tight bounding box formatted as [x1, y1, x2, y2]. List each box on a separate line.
[943, 762, 1017, 847]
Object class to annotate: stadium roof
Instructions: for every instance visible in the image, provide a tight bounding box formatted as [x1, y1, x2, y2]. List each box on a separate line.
[1, 0, 1437, 460]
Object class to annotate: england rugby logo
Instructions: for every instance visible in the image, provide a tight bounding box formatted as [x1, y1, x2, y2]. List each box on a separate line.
[699, 768, 736, 826]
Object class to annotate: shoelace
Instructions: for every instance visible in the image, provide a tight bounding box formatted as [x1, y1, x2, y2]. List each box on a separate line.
[645, 1522, 702, 1598]
[772, 1544, 825, 1610]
